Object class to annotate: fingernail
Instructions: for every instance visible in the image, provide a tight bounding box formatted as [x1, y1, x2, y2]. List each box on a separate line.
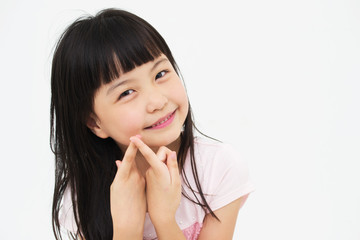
[171, 151, 176, 159]
[130, 135, 141, 142]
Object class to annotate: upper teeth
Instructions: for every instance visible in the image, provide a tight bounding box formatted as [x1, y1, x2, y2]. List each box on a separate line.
[152, 114, 172, 127]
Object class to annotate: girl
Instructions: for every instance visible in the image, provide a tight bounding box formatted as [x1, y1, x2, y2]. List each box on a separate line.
[51, 8, 254, 240]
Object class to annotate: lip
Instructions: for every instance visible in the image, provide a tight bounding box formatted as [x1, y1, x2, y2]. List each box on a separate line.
[145, 110, 176, 130]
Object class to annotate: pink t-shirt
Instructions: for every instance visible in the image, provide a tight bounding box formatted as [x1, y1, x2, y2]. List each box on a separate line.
[60, 137, 255, 239]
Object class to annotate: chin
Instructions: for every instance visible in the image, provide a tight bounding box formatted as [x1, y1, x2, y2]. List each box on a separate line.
[144, 130, 181, 149]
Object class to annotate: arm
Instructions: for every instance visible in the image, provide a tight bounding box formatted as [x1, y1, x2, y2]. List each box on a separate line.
[198, 194, 249, 240]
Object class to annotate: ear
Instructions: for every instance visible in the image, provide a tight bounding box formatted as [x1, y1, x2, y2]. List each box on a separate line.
[86, 114, 109, 139]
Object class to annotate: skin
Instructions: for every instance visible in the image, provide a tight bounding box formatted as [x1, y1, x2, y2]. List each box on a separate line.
[87, 55, 248, 239]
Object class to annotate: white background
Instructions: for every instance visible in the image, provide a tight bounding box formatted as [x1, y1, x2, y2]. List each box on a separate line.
[1, 0, 359, 239]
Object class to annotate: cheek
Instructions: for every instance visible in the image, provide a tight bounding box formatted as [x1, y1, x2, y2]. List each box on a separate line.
[106, 110, 145, 142]
[167, 83, 189, 125]
[123, 118, 143, 133]
[178, 92, 189, 115]
[169, 81, 188, 106]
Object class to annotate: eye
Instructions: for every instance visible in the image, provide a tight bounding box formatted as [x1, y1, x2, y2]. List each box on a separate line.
[155, 70, 168, 80]
[118, 89, 134, 99]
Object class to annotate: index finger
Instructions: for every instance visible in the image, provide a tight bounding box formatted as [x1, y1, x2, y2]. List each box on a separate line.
[129, 136, 161, 169]
[119, 141, 138, 173]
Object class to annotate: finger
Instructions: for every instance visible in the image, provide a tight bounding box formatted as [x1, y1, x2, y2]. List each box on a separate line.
[113, 160, 123, 178]
[112, 160, 122, 183]
[129, 136, 161, 169]
[156, 146, 173, 163]
[119, 141, 138, 173]
[115, 160, 122, 168]
[167, 151, 180, 185]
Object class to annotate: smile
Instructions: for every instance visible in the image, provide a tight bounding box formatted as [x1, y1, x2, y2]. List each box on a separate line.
[145, 110, 176, 130]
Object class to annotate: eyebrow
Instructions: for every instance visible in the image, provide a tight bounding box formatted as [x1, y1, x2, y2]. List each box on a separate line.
[106, 57, 169, 96]
[151, 58, 168, 72]
[107, 79, 131, 96]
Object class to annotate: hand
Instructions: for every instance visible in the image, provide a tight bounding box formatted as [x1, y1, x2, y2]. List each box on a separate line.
[130, 136, 181, 227]
[110, 141, 146, 239]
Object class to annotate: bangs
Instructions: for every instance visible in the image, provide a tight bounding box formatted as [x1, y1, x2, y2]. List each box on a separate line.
[91, 9, 167, 84]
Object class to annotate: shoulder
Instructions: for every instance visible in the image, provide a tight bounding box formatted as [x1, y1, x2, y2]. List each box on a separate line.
[193, 137, 233, 155]
[190, 137, 255, 211]
[193, 137, 245, 169]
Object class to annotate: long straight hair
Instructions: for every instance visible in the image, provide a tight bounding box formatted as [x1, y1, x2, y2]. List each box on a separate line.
[50, 8, 217, 240]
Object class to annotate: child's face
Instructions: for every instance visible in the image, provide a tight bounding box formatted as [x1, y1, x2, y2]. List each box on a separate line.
[89, 54, 189, 150]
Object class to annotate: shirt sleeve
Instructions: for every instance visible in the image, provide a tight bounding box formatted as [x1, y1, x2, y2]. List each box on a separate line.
[200, 142, 255, 212]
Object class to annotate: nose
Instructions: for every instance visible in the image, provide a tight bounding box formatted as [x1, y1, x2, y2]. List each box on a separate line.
[146, 90, 168, 112]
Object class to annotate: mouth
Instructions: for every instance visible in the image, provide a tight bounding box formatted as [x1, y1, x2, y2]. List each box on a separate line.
[145, 110, 176, 130]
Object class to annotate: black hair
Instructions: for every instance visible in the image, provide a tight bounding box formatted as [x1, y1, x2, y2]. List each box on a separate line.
[50, 8, 217, 240]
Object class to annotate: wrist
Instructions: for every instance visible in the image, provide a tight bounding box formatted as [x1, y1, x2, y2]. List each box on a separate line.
[152, 217, 186, 240]
[112, 213, 146, 240]
[152, 215, 177, 231]
[149, 210, 176, 227]
[113, 224, 144, 240]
